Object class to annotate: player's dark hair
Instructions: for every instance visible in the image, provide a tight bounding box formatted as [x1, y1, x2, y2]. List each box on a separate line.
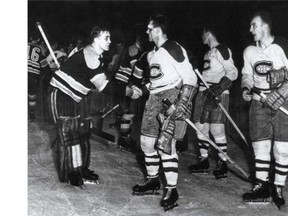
[89, 25, 110, 43]
[149, 14, 169, 34]
[251, 11, 273, 29]
[203, 25, 219, 39]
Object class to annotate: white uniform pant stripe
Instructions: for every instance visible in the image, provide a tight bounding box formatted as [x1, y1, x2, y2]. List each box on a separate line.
[72, 144, 82, 168]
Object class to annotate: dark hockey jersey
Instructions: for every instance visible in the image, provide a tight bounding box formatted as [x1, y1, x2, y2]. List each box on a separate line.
[28, 42, 48, 75]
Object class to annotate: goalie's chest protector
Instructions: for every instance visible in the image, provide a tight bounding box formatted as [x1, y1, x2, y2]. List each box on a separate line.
[147, 40, 183, 93]
[50, 49, 105, 102]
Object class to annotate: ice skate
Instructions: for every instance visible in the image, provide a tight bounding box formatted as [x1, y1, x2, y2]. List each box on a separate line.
[213, 160, 228, 179]
[68, 171, 83, 189]
[271, 185, 285, 210]
[132, 176, 160, 195]
[242, 181, 270, 204]
[161, 187, 179, 212]
[82, 169, 99, 184]
[117, 136, 136, 152]
[188, 157, 209, 173]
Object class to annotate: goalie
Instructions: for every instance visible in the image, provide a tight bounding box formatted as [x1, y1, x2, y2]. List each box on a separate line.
[49, 24, 141, 188]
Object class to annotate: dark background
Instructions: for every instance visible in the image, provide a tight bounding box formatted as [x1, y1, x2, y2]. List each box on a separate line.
[28, 1, 288, 61]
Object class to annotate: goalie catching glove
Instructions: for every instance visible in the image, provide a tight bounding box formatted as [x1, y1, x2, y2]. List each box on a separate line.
[203, 76, 232, 99]
[170, 84, 196, 120]
[262, 80, 288, 111]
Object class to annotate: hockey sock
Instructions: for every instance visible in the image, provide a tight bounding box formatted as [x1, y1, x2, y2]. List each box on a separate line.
[210, 124, 227, 161]
[144, 152, 160, 177]
[274, 141, 288, 186]
[160, 153, 179, 187]
[120, 114, 135, 137]
[252, 140, 272, 182]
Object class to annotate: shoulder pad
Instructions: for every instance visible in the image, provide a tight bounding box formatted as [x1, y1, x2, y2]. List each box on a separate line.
[273, 36, 288, 59]
[161, 40, 185, 62]
[83, 46, 100, 69]
[215, 44, 230, 60]
[128, 44, 139, 57]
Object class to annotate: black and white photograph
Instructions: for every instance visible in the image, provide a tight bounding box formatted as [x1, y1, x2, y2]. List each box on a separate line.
[25, 0, 288, 215]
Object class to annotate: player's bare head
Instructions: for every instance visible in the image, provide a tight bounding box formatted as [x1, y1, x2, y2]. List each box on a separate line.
[251, 11, 272, 31]
[202, 26, 218, 44]
[90, 25, 111, 44]
[148, 14, 169, 35]
[90, 25, 111, 52]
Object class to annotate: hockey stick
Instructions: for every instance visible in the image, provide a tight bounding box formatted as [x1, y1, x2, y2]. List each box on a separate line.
[252, 88, 288, 116]
[36, 22, 60, 69]
[162, 98, 250, 179]
[194, 69, 249, 147]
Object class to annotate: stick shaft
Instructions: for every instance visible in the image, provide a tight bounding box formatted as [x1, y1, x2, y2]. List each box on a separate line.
[185, 118, 250, 178]
[36, 22, 60, 69]
[194, 69, 248, 146]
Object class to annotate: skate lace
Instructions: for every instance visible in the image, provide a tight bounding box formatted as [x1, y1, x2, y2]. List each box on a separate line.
[164, 189, 172, 200]
[252, 184, 262, 192]
[140, 178, 152, 186]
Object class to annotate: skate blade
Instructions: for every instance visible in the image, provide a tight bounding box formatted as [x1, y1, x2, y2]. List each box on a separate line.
[132, 190, 160, 196]
[117, 145, 133, 152]
[214, 174, 228, 179]
[243, 198, 270, 205]
[189, 169, 209, 174]
[164, 203, 178, 212]
[83, 179, 99, 185]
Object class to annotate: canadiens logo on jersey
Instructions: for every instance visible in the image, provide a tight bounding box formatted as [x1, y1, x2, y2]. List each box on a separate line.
[203, 59, 211, 71]
[150, 64, 164, 80]
[254, 61, 273, 76]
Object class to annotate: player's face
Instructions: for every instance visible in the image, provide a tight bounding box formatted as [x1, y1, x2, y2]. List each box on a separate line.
[97, 31, 111, 51]
[146, 21, 157, 42]
[202, 31, 210, 45]
[250, 16, 265, 42]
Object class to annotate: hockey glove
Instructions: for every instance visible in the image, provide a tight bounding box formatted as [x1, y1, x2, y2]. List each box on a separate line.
[242, 87, 252, 102]
[264, 80, 288, 111]
[200, 98, 219, 124]
[203, 76, 232, 99]
[171, 84, 196, 120]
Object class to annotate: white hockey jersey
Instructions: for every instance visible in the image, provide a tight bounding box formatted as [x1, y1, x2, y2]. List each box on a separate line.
[200, 44, 238, 92]
[241, 36, 288, 93]
[146, 40, 197, 94]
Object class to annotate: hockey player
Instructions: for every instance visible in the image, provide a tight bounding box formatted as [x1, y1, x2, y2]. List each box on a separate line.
[241, 11, 288, 209]
[188, 26, 238, 179]
[131, 14, 198, 211]
[49, 24, 141, 188]
[28, 29, 49, 122]
[46, 41, 67, 71]
[114, 32, 148, 151]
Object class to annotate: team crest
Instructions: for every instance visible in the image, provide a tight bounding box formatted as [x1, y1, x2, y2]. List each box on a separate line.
[254, 61, 273, 76]
[150, 64, 164, 80]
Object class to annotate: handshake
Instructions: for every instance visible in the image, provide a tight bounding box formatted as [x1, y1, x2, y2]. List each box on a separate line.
[125, 85, 143, 99]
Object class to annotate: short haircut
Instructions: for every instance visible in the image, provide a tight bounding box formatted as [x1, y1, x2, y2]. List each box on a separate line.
[149, 14, 169, 34]
[203, 25, 219, 39]
[89, 25, 110, 43]
[251, 11, 273, 29]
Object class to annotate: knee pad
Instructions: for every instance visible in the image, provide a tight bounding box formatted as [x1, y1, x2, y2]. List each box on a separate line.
[274, 141, 288, 162]
[195, 122, 209, 140]
[210, 124, 226, 143]
[252, 140, 272, 160]
[140, 135, 157, 154]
